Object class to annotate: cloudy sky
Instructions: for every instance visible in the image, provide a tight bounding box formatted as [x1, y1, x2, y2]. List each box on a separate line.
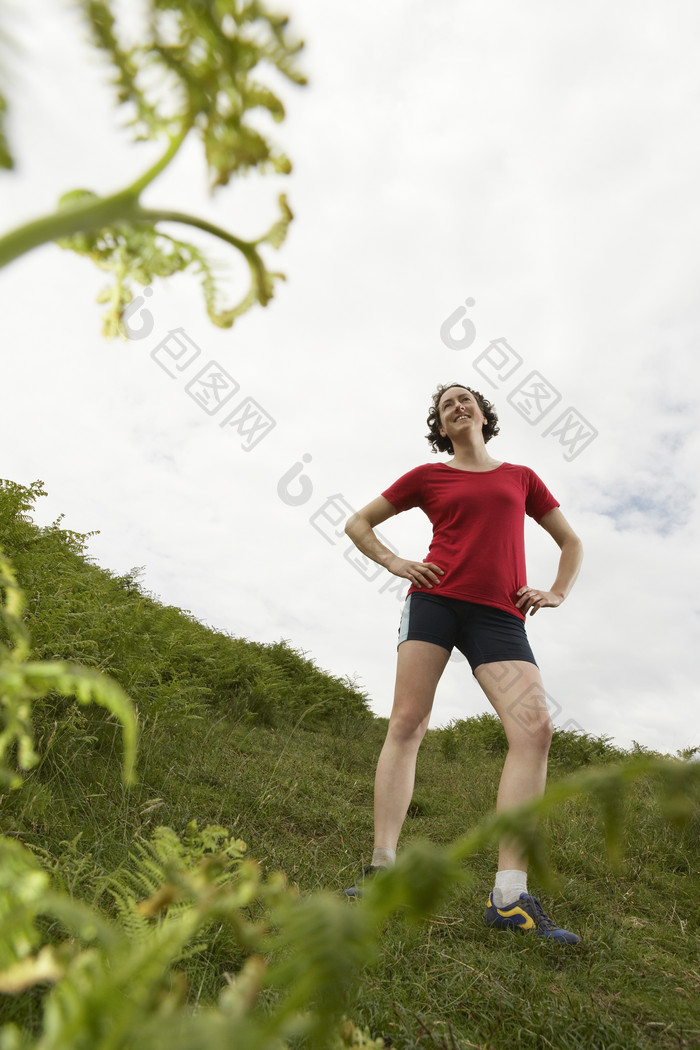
[1, 0, 699, 756]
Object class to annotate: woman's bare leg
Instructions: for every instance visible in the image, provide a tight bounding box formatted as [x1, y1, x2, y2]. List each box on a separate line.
[374, 640, 451, 852]
[474, 660, 553, 871]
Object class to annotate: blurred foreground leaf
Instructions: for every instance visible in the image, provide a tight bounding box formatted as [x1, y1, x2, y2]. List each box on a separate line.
[0, 0, 306, 338]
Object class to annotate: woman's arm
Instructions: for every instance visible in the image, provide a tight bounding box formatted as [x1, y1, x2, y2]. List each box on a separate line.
[516, 507, 583, 615]
[345, 496, 445, 589]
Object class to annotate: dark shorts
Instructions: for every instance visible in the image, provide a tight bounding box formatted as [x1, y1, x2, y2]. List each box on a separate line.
[397, 592, 538, 675]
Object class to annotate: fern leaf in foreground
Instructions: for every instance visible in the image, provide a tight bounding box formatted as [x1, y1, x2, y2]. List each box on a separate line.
[0, 548, 137, 787]
[0, 1, 306, 338]
[1, 753, 698, 1049]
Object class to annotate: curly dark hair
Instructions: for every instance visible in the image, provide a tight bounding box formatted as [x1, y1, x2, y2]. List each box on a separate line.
[425, 382, 500, 454]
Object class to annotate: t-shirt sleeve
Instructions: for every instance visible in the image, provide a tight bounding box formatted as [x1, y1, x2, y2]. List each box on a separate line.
[381, 464, 428, 513]
[525, 468, 560, 522]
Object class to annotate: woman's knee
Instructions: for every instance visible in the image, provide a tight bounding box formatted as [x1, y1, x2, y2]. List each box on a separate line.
[506, 712, 553, 755]
[387, 705, 430, 746]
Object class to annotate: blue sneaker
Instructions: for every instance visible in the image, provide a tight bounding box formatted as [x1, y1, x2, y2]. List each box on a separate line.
[344, 865, 386, 898]
[483, 892, 580, 944]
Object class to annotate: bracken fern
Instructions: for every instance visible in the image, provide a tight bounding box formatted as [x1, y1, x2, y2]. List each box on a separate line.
[0, 0, 306, 338]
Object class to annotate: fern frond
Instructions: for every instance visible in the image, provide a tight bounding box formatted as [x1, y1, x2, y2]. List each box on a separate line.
[1, 545, 137, 787]
[0, 90, 11, 170]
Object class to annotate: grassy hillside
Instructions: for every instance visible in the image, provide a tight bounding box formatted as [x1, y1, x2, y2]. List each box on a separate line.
[1, 478, 699, 1049]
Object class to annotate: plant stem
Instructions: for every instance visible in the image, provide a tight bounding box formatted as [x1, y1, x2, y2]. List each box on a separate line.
[0, 124, 191, 270]
[124, 122, 191, 197]
[0, 189, 140, 269]
[135, 207, 256, 258]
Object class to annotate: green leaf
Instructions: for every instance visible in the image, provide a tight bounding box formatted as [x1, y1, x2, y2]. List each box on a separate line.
[1, 545, 138, 786]
[78, 0, 307, 188]
[0, 3, 306, 337]
[0, 92, 12, 169]
[0, 837, 50, 969]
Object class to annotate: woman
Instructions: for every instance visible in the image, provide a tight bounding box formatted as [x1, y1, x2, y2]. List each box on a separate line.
[343, 382, 584, 943]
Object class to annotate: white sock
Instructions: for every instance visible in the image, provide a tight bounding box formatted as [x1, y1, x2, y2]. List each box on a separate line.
[492, 869, 528, 907]
[372, 847, 396, 868]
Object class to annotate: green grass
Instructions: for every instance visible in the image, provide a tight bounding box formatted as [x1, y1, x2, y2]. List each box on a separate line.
[5, 707, 699, 1049]
[2, 477, 700, 1049]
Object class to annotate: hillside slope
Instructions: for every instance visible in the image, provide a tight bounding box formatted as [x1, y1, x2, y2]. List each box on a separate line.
[1, 478, 699, 1049]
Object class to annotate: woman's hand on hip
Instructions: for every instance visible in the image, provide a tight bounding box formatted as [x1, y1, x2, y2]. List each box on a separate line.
[515, 586, 563, 616]
[386, 556, 444, 589]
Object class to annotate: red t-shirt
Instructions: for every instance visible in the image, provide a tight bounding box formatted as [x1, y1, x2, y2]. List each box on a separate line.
[381, 462, 559, 621]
